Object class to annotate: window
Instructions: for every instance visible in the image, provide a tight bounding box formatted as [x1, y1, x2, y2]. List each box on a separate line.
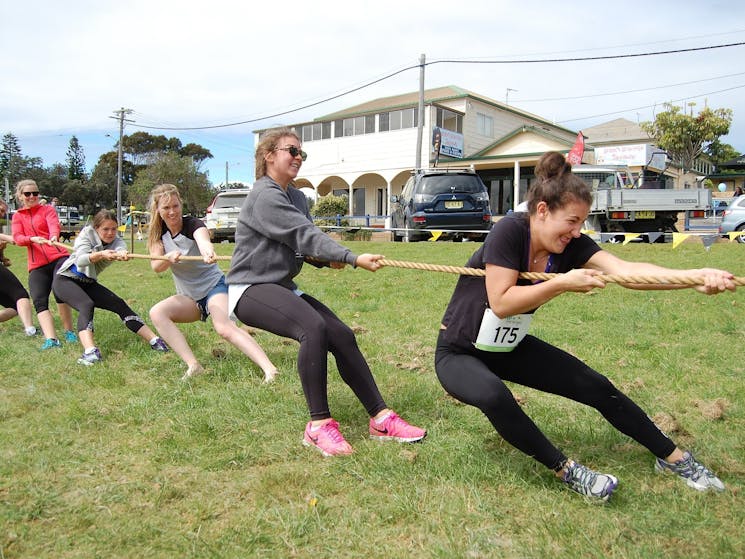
[377, 108, 418, 132]
[476, 113, 494, 137]
[300, 122, 333, 142]
[435, 107, 463, 133]
[334, 119, 343, 138]
[337, 115, 375, 137]
[379, 112, 389, 132]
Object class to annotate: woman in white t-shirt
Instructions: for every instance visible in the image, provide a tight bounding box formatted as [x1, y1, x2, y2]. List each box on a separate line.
[147, 183, 278, 382]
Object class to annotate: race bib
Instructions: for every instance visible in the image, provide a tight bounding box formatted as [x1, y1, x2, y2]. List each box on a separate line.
[474, 309, 532, 352]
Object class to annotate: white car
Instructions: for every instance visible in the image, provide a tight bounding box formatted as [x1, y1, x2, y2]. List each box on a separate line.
[204, 189, 250, 242]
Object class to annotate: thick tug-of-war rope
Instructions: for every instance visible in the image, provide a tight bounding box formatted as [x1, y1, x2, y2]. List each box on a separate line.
[377, 259, 745, 287]
[36, 240, 744, 286]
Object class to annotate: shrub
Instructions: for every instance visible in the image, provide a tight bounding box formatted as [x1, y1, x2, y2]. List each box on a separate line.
[311, 194, 349, 226]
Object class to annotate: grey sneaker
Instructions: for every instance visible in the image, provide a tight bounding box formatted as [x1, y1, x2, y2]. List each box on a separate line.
[77, 347, 102, 366]
[655, 451, 725, 492]
[561, 460, 618, 502]
[150, 337, 169, 352]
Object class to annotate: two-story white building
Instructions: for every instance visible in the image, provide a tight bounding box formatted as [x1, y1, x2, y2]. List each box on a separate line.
[255, 85, 584, 221]
[256, 86, 712, 223]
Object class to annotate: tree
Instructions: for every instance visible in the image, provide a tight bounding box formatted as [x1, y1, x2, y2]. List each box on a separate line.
[706, 139, 740, 168]
[129, 152, 212, 215]
[1, 133, 47, 188]
[121, 131, 171, 166]
[641, 103, 732, 172]
[179, 143, 213, 169]
[37, 163, 69, 200]
[66, 136, 87, 180]
[1, 133, 22, 181]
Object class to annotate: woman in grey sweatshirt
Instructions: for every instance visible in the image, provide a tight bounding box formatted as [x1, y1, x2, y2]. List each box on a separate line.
[227, 128, 426, 457]
[53, 209, 168, 366]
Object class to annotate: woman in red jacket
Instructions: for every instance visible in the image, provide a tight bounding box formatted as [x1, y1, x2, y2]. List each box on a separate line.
[11, 179, 77, 349]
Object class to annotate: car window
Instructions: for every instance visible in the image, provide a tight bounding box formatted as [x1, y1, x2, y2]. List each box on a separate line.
[419, 175, 485, 195]
[214, 194, 248, 209]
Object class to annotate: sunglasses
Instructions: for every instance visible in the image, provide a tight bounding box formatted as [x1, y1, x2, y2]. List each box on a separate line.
[275, 146, 307, 161]
[23, 191, 40, 197]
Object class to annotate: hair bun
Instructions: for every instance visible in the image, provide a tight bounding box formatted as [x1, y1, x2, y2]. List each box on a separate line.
[535, 151, 571, 180]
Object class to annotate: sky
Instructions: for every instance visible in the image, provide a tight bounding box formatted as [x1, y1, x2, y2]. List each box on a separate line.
[2, 0, 745, 188]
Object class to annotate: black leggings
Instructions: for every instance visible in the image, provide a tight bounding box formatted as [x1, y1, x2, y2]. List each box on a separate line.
[52, 274, 145, 334]
[28, 258, 66, 313]
[0, 265, 30, 310]
[234, 283, 386, 421]
[435, 331, 676, 471]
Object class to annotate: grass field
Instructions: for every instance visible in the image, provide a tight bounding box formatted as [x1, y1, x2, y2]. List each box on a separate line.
[1, 239, 744, 558]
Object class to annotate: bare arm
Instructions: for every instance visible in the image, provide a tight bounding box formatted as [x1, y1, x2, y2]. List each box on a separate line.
[193, 226, 217, 264]
[149, 240, 173, 273]
[584, 250, 735, 294]
[485, 263, 606, 318]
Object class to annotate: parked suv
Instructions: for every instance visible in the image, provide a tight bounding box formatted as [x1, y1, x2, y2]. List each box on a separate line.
[390, 167, 492, 242]
[205, 188, 250, 242]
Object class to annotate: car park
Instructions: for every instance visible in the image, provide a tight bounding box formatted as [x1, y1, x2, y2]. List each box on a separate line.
[390, 167, 492, 242]
[204, 188, 250, 242]
[718, 194, 745, 243]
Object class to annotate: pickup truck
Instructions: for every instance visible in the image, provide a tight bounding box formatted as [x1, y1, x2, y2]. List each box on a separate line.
[572, 166, 711, 236]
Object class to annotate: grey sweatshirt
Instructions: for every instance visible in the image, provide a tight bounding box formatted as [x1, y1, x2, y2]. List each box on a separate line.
[227, 176, 357, 290]
[57, 224, 126, 281]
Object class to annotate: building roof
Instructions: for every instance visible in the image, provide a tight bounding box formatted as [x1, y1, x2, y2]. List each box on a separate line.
[314, 85, 573, 134]
[318, 85, 468, 119]
[581, 118, 651, 144]
[718, 154, 745, 169]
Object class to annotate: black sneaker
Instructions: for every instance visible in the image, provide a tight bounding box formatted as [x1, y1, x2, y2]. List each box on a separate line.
[655, 451, 725, 492]
[561, 460, 618, 502]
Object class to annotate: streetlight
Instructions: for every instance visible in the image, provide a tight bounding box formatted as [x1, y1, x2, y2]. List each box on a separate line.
[225, 161, 242, 189]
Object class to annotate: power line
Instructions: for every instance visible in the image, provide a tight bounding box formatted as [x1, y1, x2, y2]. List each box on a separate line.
[130, 41, 745, 132]
[514, 71, 745, 103]
[557, 84, 745, 124]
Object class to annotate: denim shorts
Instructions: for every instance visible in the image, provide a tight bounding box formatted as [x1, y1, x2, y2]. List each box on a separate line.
[195, 275, 228, 321]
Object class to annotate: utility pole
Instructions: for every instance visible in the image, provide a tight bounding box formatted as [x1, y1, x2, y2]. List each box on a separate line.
[415, 53, 425, 170]
[506, 88, 518, 105]
[225, 161, 229, 189]
[109, 108, 133, 225]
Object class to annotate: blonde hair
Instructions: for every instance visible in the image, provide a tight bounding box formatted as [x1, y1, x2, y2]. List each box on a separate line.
[255, 127, 300, 180]
[15, 179, 39, 204]
[147, 183, 182, 251]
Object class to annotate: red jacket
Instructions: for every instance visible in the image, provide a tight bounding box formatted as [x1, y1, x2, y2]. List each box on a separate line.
[12, 205, 69, 271]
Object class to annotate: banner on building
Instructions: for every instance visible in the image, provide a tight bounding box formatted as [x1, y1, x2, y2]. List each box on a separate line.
[432, 126, 464, 159]
[567, 132, 585, 165]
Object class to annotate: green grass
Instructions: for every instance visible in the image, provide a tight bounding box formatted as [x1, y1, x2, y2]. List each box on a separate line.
[1, 239, 744, 558]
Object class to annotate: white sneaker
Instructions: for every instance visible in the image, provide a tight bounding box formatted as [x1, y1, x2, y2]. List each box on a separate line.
[655, 451, 725, 492]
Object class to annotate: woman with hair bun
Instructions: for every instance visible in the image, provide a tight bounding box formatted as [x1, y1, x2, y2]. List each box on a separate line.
[434, 150, 735, 502]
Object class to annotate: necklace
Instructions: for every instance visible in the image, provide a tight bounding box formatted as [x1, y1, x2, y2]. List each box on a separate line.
[532, 254, 546, 265]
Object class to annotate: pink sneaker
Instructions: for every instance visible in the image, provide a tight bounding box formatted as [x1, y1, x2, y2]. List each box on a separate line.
[303, 419, 354, 457]
[369, 412, 426, 443]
